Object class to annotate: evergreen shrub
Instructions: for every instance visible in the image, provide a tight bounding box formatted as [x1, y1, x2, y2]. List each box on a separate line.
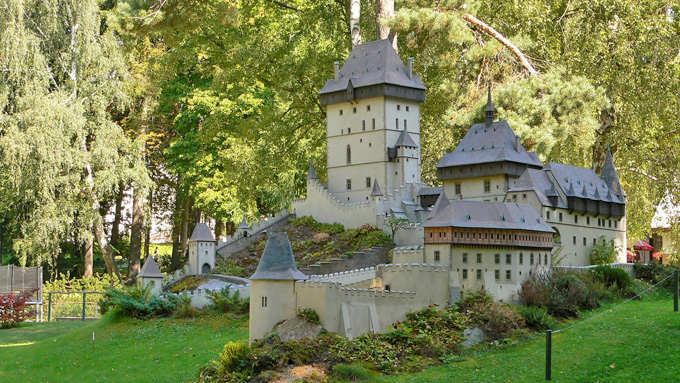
[206, 287, 249, 314]
[290, 216, 344, 234]
[518, 306, 555, 330]
[99, 284, 180, 319]
[591, 265, 632, 291]
[297, 308, 320, 324]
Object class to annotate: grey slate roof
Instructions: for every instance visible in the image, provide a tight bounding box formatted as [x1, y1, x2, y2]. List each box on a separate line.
[319, 39, 426, 95]
[424, 200, 555, 233]
[250, 232, 309, 281]
[189, 222, 216, 243]
[238, 218, 249, 230]
[417, 186, 444, 196]
[436, 121, 543, 168]
[507, 169, 567, 208]
[545, 162, 623, 203]
[600, 147, 624, 198]
[138, 256, 163, 279]
[370, 180, 384, 196]
[306, 163, 319, 180]
[394, 130, 418, 148]
[428, 192, 451, 219]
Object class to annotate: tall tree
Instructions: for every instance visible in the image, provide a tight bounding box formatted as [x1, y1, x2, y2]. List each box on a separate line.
[0, 0, 150, 279]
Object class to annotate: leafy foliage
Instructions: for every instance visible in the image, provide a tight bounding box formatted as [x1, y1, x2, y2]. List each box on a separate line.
[211, 260, 245, 278]
[297, 308, 321, 325]
[290, 216, 345, 235]
[340, 225, 392, 250]
[455, 292, 524, 340]
[518, 306, 556, 331]
[99, 284, 181, 319]
[590, 237, 619, 265]
[633, 263, 677, 291]
[519, 271, 599, 319]
[206, 287, 249, 315]
[0, 289, 37, 329]
[591, 265, 633, 291]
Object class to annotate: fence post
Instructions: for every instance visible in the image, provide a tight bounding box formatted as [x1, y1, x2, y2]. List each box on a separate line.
[546, 329, 552, 381]
[674, 270, 678, 313]
[47, 292, 52, 322]
[82, 292, 87, 321]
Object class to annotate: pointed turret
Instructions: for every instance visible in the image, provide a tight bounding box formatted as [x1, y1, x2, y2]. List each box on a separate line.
[138, 255, 164, 294]
[600, 147, 624, 199]
[485, 87, 495, 127]
[581, 184, 588, 198]
[250, 232, 309, 281]
[306, 163, 319, 180]
[545, 182, 559, 207]
[188, 222, 216, 275]
[566, 182, 575, 196]
[370, 179, 384, 196]
[593, 185, 601, 200]
[238, 218, 249, 230]
[189, 222, 216, 243]
[394, 130, 418, 148]
[428, 192, 451, 220]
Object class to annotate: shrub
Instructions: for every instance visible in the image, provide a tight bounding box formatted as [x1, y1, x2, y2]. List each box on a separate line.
[332, 363, 373, 381]
[340, 225, 392, 249]
[175, 295, 200, 319]
[206, 287, 249, 314]
[455, 291, 493, 315]
[211, 259, 244, 278]
[99, 284, 180, 319]
[634, 262, 676, 290]
[216, 342, 251, 375]
[457, 294, 524, 340]
[290, 216, 345, 234]
[518, 306, 555, 330]
[592, 265, 633, 291]
[313, 232, 330, 243]
[297, 308, 321, 324]
[519, 271, 599, 319]
[0, 289, 37, 329]
[590, 236, 618, 265]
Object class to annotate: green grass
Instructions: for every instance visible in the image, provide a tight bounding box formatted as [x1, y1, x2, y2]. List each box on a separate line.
[0, 312, 248, 383]
[372, 297, 680, 383]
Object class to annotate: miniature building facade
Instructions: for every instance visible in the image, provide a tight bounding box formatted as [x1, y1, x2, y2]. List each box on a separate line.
[137, 255, 164, 295]
[187, 222, 216, 275]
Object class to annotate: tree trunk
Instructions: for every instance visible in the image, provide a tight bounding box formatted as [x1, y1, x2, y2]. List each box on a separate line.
[83, 237, 93, 278]
[181, 196, 191, 262]
[144, 189, 153, 259]
[376, 0, 397, 51]
[592, 106, 617, 173]
[350, 0, 362, 46]
[170, 187, 183, 270]
[110, 186, 124, 250]
[129, 185, 145, 279]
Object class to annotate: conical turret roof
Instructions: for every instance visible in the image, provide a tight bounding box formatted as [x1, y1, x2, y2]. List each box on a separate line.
[189, 222, 216, 243]
[138, 255, 163, 279]
[485, 87, 495, 112]
[428, 192, 451, 219]
[250, 232, 309, 281]
[306, 163, 319, 180]
[370, 179, 384, 196]
[238, 218, 249, 230]
[394, 130, 418, 148]
[600, 147, 624, 198]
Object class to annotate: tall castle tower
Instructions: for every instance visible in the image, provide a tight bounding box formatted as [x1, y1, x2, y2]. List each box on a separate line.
[318, 39, 426, 203]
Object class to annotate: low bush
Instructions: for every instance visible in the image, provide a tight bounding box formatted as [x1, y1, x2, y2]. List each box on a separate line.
[519, 271, 599, 319]
[99, 284, 180, 319]
[290, 216, 345, 235]
[340, 225, 392, 249]
[211, 259, 244, 278]
[634, 263, 676, 290]
[592, 265, 633, 291]
[456, 293, 524, 340]
[332, 363, 373, 381]
[175, 295, 200, 319]
[297, 308, 320, 324]
[0, 289, 37, 329]
[216, 342, 251, 376]
[206, 287, 249, 314]
[518, 306, 555, 330]
[590, 236, 618, 265]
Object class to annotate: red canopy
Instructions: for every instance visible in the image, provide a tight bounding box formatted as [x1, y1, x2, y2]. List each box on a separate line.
[627, 251, 637, 263]
[652, 252, 663, 259]
[633, 240, 654, 251]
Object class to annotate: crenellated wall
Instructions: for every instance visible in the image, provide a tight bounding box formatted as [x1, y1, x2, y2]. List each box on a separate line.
[374, 263, 450, 308]
[391, 245, 425, 264]
[161, 283, 250, 309]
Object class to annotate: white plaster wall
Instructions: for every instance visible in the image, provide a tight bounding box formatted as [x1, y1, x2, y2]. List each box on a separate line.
[249, 280, 297, 344]
[196, 242, 215, 273]
[377, 263, 450, 307]
[443, 174, 507, 201]
[391, 246, 424, 264]
[188, 242, 198, 276]
[393, 226, 424, 247]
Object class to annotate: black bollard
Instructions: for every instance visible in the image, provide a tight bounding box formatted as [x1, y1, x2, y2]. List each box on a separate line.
[546, 329, 552, 381]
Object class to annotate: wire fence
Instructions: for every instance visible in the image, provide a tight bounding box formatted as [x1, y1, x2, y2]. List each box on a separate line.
[46, 291, 104, 322]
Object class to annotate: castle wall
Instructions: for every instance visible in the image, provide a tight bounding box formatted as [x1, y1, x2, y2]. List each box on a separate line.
[391, 245, 424, 264]
[375, 263, 450, 307]
[292, 179, 379, 229]
[216, 212, 292, 259]
[393, 225, 424, 246]
[442, 174, 507, 201]
[250, 280, 297, 344]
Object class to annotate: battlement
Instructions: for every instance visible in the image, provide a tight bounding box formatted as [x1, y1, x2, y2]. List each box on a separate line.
[341, 287, 415, 299]
[294, 179, 373, 211]
[309, 267, 377, 285]
[217, 210, 291, 249]
[379, 262, 449, 273]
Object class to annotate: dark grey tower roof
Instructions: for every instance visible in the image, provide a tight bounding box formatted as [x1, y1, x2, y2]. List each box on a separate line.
[319, 39, 426, 105]
[238, 218, 249, 230]
[394, 130, 418, 148]
[508, 168, 566, 208]
[250, 232, 309, 281]
[189, 222, 216, 243]
[546, 162, 623, 203]
[370, 179, 384, 196]
[436, 121, 543, 169]
[425, 200, 554, 233]
[600, 147, 624, 198]
[306, 163, 319, 180]
[428, 192, 451, 219]
[138, 255, 163, 279]
[485, 87, 495, 127]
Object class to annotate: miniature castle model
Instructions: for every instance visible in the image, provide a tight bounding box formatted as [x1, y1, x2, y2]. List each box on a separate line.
[248, 38, 628, 343]
[187, 222, 217, 275]
[138, 255, 164, 295]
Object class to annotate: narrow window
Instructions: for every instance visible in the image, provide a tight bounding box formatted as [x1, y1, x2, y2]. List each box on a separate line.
[523, 193, 527, 200]
[346, 145, 351, 164]
[372, 118, 376, 129]
[366, 177, 371, 188]
[559, 212, 563, 222]
[477, 254, 482, 263]
[462, 253, 468, 263]
[434, 251, 441, 262]
[587, 216, 590, 225]
[346, 179, 352, 190]
[339, 109, 343, 116]
[404, 119, 408, 130]
[396, 118, 399, 129]
[462, 269, 468, 279]
[348, 127, 351, 134]
[406, 106, 410, 112]
[367, 105, 371, 112]
[593, 238, 597, 244]
[519, 253, 524, 265]
[546, 211, 551, 220]
[609, 220, 612, 228]
[495, 254, 500, 264]
[506, 270, 511, 280]
[455, 183, 461, 196]
[494, 270, 500, 280]
[614, 220, 618, 229]
[353, 107, 356, 114]
[544, 254, 548, 264]
[484, 180, 491, 193]
[362, 120, 366, 131]
[506, 254, 511, 265]
[583, 237, 586, 246]
[397, 104, 401, 111]
[575, 215, 578, 224]
[530, 253, 534, 265]
[477, 269, 482, 279]
[573, 236, 576, 245]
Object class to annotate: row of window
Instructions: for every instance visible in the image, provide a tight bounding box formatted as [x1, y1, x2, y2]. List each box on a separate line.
[346, 177, 373, 190]
[545, 210, 619, 228]
[459, 252, 549, 265]
[572, 236, 616, 246]
[340, 118, 410, 135]
[338, 104, 410, 116]
[461, 268, 513, 281]
[429, 231, 548, 243]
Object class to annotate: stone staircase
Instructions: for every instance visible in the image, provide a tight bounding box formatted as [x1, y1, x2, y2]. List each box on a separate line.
[299, 243, 395, 276]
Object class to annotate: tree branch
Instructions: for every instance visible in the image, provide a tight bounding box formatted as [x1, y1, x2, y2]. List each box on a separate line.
[462, 13, 538, 76]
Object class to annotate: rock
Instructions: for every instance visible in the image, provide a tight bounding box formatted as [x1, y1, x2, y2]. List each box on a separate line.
[276, 317, 324, 343]
[462, 327, 486, 347]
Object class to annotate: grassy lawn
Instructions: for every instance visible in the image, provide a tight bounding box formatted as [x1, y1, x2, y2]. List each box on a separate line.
[0, 313, 248, 383]
[374, 297, 680, 383]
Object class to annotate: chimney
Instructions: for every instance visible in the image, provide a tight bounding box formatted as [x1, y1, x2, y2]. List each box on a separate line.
[334, 61, 340, 83]
[515, 135, 521, 151]
[407, 57, 413, 79]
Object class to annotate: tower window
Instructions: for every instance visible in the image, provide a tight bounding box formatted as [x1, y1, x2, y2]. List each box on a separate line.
[396, 118, 399, 129]
[353, 107, 356, 114]
[477, 269, 482, 279]
[348, 128, 351, 134]
[397, 104, 401, 111]
[559, 212, 563, 222]
[362, 120, 366, 131]
[404, 119, 408, 130]
[575, 215, 578, 224]
[406, 106, 410, 112]
[573, 236, 576, 245]
[434, 251, 440, 262]
[455, 183, 461, 196]
[339, 109, 343, 116]
[366, 177, 371, 188]
[484, 180, 491, 193]
[346, 179, 352, 190]
[261, 296, 267, 307]
[477, 254, 482, 263]
[462, 269, 468, 279]
[372, 118, 375, 129]
[346, 145, 351, 164]
[495, 270, 500, 280]
[583, 237, 586, 246]
[367, 105, 371, 111]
